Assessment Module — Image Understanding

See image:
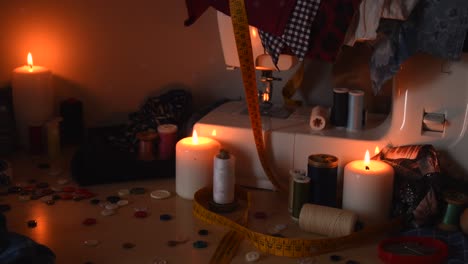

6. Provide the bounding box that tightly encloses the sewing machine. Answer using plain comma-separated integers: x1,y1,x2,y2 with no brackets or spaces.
194,12,468,190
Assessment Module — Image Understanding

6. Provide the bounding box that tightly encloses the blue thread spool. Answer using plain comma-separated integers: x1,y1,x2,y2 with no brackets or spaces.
307,154,338,207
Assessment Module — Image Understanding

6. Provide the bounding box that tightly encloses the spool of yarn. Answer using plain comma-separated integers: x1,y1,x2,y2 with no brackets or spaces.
299,203,358,237
288,169,306,214
309,106,328,131
438,191,467,232
157,124,178,160
347,89,365,131
330,88,348,127
460,208,468,235
213,149,235,204
136,130,158,161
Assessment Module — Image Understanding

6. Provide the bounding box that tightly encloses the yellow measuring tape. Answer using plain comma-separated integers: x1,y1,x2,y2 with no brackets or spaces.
195,0,398,262
228,0,286,194
194,186,401,259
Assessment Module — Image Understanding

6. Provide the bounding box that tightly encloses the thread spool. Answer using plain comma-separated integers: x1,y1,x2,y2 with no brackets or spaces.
299,203,358,237
288,169,306,214
438,191,467,232
157,124,178,160
136,130,158,161
330,88,348,127
347,89,365,131
307,154,338,207
292,175,311,221
213,149,235,204
309,106,328,131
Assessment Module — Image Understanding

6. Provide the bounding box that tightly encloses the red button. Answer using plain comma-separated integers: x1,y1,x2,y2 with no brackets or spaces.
60,193,73,200
134,211,148,218
62,186,76,193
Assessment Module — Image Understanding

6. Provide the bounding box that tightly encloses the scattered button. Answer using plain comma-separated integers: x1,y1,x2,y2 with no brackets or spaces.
133,207,148,212
254,211,267,219
41,188,54,196
152,258,167,264
105,203,119,210
245,251,260,262
36,182,49,188
27,220,37,228
84,240,100,247
198,229,209,236
73,196,85,201
134,211,148,218
8,186,22,193
101,209,116,216
130,187,146,195
46,200,55,205
159,214,172,221
90,199,101,205
122,242,135,249
330,255,342,262
117,200,129,207
106,195,121,204
40,196,53,203
192,240,208,249
118,189,130,197
82,218,97,226
0,204,11,213
150,190,171,199
60,193,73,200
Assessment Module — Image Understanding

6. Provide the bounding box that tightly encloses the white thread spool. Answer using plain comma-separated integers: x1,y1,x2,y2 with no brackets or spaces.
298,203,357,237
213,149,235,204
347,90,365,131
309,106,329,131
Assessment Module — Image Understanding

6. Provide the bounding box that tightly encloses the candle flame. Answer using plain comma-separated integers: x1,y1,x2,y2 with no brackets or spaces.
364,150,370,166
375,146,380,155
251,28,257,38
27,52,33,72
192,129,199,144
211,129,216,136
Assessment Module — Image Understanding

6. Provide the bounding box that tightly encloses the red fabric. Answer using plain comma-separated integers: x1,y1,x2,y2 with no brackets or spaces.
184,0,297,36
306,0,361,62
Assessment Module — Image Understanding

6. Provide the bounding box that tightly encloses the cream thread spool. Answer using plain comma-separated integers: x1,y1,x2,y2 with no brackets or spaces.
213,149,235,204
298,203,357,237
309,106,328,131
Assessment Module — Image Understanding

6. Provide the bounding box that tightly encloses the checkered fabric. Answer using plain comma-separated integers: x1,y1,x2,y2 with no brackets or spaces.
259,0,321,66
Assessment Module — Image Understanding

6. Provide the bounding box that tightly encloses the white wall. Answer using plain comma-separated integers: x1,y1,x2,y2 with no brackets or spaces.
0,0,270,126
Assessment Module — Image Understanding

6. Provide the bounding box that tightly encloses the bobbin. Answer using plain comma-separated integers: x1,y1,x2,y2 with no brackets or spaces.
136,130,158,161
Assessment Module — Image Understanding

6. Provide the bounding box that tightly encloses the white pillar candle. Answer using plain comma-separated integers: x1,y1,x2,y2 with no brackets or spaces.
176,130,220,200
342,150,394,225
12,53,53,149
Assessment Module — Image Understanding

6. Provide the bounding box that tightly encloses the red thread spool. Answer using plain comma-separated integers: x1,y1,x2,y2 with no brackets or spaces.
157,124,178,160
136,130,158,161
29,125,43,155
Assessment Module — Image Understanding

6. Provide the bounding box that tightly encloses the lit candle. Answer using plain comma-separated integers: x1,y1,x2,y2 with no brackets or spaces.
12,53,53,149
342,149,394,225
175,130,220,200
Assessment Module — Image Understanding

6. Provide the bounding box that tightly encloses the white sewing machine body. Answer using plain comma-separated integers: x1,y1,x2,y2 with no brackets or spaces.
194,12,468,189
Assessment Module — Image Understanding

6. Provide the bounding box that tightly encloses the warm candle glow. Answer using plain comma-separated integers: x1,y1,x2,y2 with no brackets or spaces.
364,150,370,166
27,52,33,72
251,28,257,38
211,130,217,136
192,130,199,144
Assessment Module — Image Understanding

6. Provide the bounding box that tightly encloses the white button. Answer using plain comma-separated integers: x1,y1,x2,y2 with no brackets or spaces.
83,240,100,247
105,203,119,210
150,190,171,199
101,209,116,216
118,189,130,196
117,200,129,207
245,251,260,262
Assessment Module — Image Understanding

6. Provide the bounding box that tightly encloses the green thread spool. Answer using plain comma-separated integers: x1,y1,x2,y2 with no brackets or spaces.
292,175,311,221
438,191,467,232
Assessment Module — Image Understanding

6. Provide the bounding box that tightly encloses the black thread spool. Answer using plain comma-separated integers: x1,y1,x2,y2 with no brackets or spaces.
330,88,349,127
307,154,338,207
